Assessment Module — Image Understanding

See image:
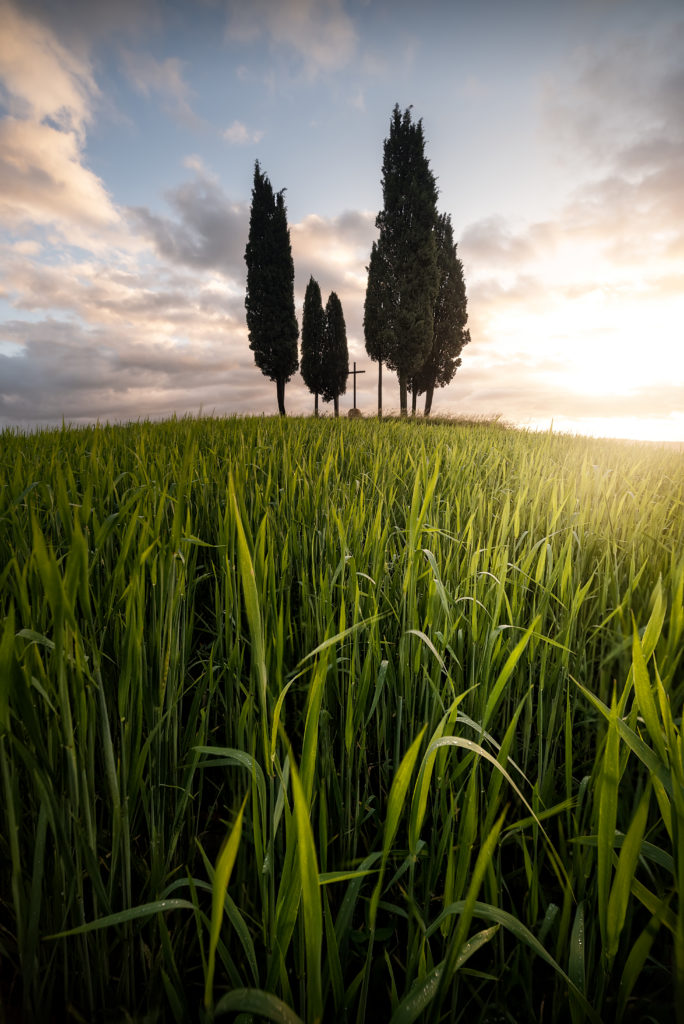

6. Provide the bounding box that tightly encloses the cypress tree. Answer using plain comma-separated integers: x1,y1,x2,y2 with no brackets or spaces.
409,212,470,415
363,240,394,418
321,291,349,418
366,105,439,416
301,276,327,416
244,161,298,416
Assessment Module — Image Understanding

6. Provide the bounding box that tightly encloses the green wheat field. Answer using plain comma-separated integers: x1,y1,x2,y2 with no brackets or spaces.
1,415,682,1023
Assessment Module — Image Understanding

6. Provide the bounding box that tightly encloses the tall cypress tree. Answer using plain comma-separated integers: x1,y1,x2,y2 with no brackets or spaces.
366,105,439,416
363,240,394,418
301,276,327,416
409,212,470,415
321,291,349,418
244,161,298,416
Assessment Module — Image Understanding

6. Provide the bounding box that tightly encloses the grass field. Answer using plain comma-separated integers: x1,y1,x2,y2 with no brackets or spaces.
0,415,682,1023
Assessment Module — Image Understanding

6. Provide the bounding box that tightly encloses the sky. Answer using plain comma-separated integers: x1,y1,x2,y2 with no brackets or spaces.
1,0,683,442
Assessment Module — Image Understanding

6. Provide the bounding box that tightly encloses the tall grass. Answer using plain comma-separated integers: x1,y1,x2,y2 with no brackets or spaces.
0,415,682,1022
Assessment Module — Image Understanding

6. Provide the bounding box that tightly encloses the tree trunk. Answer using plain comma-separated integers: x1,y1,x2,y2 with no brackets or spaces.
411,387,417,416
334,395,339,418
424,384,434,417
378,361,383,420
399,374,408,417
276,378,286,416
314,393,319,417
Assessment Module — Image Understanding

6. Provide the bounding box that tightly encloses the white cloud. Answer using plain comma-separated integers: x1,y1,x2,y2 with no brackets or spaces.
120,49,199,126
0,2,126,248
0,117,121,237
349,88,365,112
223,120,264,145
541,19,684,173
225,0,357,77
0,0,96,137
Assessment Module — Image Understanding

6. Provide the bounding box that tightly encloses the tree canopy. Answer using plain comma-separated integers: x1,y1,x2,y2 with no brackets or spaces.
244,161,298,416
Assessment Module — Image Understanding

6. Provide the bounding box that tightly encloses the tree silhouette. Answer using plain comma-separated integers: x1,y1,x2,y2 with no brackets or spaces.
410,212,470,415
244,161,298,416
321,291,348,417
364,239,393,419
301,276,327,416
367,105,439,416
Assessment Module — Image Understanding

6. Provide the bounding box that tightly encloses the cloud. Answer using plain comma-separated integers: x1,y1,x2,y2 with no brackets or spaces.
536,17,684,273
0,239,265,426
0,185,381,426
350,89,365,112
129,168,374,297
0,0,96,137
542,22,684,170
290,209,376,346
0,320,266,425
460,217,538,268
223,120,264,145
0,117,121,238
455,18,684,424
288,209,374,284
2,249,245,331
16,0,160,51
225,0,357,76
120,49,199,126
128,171,249,277
0,1,130,250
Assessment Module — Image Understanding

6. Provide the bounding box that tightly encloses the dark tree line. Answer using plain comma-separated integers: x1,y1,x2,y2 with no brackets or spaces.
244,105,469,418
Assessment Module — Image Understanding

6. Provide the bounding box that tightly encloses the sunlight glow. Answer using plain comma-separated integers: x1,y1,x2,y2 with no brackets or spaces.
528,413,684,445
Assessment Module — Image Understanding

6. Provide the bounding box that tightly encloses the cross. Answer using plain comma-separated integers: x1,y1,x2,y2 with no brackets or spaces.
348,361,366,409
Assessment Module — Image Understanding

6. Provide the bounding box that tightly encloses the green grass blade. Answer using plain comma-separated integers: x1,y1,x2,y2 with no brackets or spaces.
597,691,620,955
436,811,506,1007
370,725,427,930
617,907,667,1019
389,925,499,1024
230,473,269,766
290,757,323,1024
568,901,585,1024
631,623,667,764
214,988,305,1023
45,899,196,938
204,793,248,1010
483,616,541,728
427,900,603,1024
606,783,651,960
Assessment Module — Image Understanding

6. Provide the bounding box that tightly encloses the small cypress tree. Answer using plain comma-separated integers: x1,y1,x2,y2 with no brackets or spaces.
244,161,298,416
321,291,349,418
301,276,327,416
410,212,470,415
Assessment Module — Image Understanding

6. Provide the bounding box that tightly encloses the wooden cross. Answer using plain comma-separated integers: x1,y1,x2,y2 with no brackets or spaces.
348,361,366,409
